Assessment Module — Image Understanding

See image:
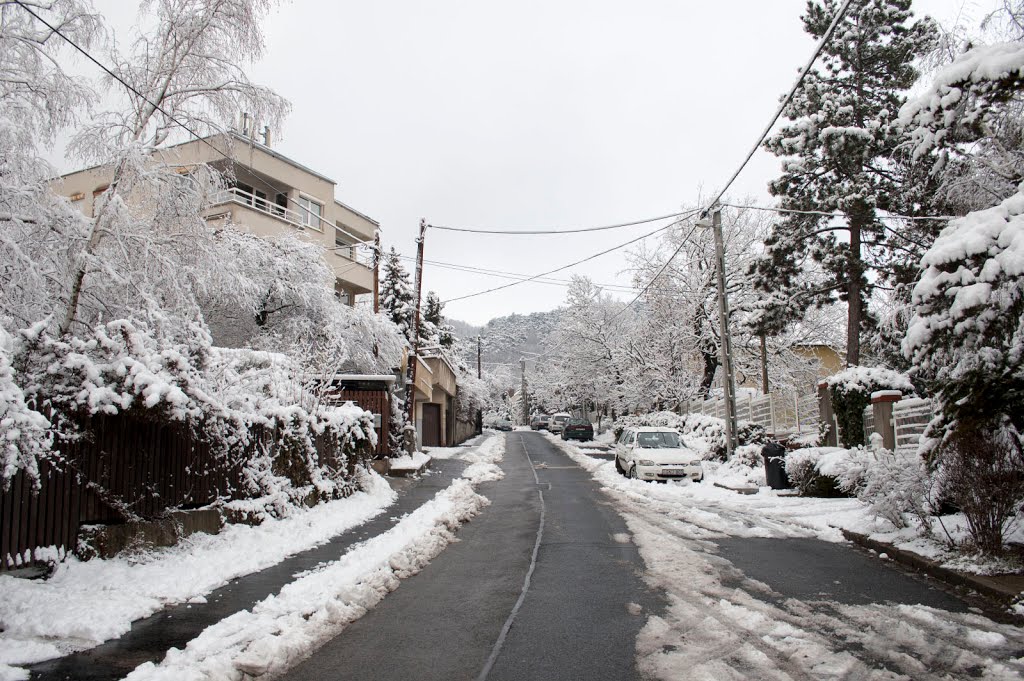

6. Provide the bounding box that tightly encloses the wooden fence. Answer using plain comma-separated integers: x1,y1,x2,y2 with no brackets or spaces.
1,413,355,571
327,389,390,457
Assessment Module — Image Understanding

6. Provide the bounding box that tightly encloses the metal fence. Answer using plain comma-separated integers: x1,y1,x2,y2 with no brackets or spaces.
893,397,935,454
683,390,819,437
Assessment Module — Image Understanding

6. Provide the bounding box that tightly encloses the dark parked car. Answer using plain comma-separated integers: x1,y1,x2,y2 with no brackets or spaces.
561,418,594,442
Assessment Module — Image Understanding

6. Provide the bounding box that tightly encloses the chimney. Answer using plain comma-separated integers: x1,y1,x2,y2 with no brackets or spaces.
262,125,272,147
241,112,251,137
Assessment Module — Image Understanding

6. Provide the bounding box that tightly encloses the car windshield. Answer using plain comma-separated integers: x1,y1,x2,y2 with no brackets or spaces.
568,419,589,426
636,432,681,448
554,415,569,422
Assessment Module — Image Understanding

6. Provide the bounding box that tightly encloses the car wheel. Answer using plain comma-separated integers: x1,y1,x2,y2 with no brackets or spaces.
628,465,638,480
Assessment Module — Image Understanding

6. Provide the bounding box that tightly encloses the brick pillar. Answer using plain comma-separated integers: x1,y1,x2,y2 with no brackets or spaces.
870,390,902,451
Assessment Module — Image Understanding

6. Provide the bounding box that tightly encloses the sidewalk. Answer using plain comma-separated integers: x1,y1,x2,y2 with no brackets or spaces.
841,529,1024,620
27,460,468,681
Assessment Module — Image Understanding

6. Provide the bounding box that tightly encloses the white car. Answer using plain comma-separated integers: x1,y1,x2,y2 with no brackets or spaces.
548,412,572,434
615,427,704,482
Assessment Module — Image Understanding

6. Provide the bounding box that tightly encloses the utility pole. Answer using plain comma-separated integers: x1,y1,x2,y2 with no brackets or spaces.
759,331,769,395
477,335,482,379
707,207,739,456
372,229,381,314
405,219,428,428
520,357,529,426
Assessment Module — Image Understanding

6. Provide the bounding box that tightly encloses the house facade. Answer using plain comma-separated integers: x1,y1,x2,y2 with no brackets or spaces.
410,348,462,448
54,131,377,305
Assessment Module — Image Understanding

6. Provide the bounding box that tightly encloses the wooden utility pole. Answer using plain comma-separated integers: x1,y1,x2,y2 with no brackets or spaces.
372,229,381,313
405,219,428,428
709,207,739,456
520,357,529,426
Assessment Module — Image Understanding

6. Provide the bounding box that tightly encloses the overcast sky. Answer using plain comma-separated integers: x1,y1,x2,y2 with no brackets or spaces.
80,0,993,326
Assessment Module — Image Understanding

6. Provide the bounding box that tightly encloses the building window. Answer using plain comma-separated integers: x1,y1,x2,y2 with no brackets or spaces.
296,195,323,231
335,224,355,259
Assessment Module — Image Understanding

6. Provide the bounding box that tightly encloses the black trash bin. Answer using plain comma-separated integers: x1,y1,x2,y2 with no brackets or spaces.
761,442,790,490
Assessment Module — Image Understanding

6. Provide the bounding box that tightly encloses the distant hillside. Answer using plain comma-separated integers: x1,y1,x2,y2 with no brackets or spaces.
448,310,561,366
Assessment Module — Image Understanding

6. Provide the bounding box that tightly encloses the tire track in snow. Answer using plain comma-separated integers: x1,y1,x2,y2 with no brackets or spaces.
557,441,1024,680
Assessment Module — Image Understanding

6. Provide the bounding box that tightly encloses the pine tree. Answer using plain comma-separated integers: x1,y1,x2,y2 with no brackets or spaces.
754,0,937,366
422,291,455,348
379,247,415,345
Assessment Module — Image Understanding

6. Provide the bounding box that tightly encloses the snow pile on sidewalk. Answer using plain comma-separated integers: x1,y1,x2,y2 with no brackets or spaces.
425,431,505,483
125,479,489,681
0,470,397,674
122,434,504,680
388,450,431,472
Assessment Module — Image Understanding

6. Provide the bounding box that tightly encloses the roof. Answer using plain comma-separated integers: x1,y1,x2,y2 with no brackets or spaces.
625,426,680,432
60,131,338,187
332,374,396,383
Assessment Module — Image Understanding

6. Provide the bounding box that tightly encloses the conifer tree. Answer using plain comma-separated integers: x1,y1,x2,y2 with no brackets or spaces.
422,291,455,348
379,247,415,345
753,0,937,366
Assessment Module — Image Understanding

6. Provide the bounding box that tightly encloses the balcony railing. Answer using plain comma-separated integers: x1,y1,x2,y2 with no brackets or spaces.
211,186,374,267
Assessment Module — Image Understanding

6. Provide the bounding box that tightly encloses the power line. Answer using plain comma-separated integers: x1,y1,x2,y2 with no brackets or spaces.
508,2,858,364
441,209,702,304
400,254,672,294
428,209,695,235
13,1,230,164
700,0,856,213
14,0,368,246
719,202,954,222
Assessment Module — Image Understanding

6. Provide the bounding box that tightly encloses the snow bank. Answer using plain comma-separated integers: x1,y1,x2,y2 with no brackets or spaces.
0,470,396,666
121,435,504,680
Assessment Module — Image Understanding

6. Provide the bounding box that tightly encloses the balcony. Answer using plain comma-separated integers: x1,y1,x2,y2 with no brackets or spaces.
210,186,374,268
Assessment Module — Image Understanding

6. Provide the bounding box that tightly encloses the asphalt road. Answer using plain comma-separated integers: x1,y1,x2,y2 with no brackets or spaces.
280,431,663,681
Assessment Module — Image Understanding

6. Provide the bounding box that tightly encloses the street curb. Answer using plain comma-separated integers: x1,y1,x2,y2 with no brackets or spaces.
713,482,759,495
840,529,1024,611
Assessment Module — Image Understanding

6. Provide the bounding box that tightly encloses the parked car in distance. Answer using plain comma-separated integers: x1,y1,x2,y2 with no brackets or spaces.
530,413,550,430
614,427,703,482
548,412,572,434
561,418,594,441
493,418,513,432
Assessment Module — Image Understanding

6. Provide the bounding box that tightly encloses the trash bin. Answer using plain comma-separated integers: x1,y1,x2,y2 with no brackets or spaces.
761,442,790,490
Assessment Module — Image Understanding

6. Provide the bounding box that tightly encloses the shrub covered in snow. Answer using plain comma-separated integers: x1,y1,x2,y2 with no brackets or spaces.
1,319,377,514
784,447,850,498
825,367,914,447
933,424,1024,555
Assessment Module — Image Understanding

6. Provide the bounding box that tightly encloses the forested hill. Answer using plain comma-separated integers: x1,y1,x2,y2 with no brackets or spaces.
449,310,561,365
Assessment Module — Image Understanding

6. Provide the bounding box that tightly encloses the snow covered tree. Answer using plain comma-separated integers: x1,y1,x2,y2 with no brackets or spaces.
59,0,290,337
0,0,100,330
422,290,455,348
901,7,1024,437
542,276,624,411
756,0,938,366
380,247,415,345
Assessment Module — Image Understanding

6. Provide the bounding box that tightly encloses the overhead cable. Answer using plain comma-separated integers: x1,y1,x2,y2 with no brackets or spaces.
719,202,954,222
440,209,702,304
428,210,695,235
700,0,856,213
